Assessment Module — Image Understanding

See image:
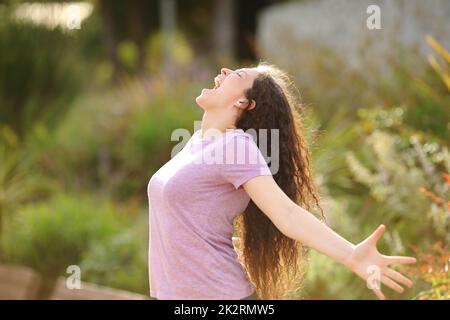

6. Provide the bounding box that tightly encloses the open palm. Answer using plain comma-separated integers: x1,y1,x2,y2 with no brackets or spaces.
346,224,417,300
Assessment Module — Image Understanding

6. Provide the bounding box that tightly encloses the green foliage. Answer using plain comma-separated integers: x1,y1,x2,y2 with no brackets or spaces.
0,14,82,140
304,197,373,299
34,77,202,201
309,107,361,197
0,125,56,251
144,30,194,74
346,132,428,247
407,241,450,300
117,40,139,73
122,92,200,169
31,92,113,191
305,101,449,299
351,106,449,243
1,2,447,298
0,144,52,224
377,37,450,141
116,88,200,199
1,193,126,279
80,214,148,294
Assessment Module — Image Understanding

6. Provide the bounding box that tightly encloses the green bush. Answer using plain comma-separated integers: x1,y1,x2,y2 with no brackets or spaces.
0,125,56,251
1,193,126,279
80,214,148,295
348,107,449,243
305,102,448,299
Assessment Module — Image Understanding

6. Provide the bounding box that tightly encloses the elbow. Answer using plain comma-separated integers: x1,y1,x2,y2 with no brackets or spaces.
270,204,300,239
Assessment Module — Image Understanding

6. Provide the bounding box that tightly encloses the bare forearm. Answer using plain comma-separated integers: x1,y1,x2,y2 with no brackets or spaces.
276,205,355,266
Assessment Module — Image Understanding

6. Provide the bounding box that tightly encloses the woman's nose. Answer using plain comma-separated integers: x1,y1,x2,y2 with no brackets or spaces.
221,67,232,76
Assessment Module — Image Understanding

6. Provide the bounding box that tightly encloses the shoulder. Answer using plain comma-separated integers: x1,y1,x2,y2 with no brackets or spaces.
223,129,267,164
223,129,257,145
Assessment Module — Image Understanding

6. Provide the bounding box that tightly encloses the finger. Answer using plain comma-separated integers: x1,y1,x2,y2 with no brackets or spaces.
385,255,417,265
384,268,413,288
381,275,404,294
368,224,386,245
373,288,385,300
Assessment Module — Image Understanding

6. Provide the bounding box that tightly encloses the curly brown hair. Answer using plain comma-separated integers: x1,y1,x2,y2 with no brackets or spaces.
234,62,325,300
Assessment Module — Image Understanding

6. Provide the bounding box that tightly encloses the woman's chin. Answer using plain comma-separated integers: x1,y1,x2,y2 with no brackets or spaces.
195,88,216,108
201,88,215,94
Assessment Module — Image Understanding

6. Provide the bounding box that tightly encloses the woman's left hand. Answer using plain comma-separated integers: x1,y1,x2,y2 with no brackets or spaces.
345,224,417,300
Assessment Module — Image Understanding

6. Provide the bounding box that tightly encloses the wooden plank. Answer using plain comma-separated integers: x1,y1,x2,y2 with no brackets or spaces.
49,277,148,300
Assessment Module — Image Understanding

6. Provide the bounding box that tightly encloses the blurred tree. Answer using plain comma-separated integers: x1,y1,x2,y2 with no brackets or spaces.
0,10,82,140
235,0,289,61
98,0,121,81
97,0,159,80
95,0,292,76
212,0,236,65
159,0,176,78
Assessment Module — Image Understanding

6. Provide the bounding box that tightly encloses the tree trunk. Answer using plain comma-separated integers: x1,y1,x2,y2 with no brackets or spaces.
98,0,121,82
128,0,147,72
159,0,177,78
212,0,236,65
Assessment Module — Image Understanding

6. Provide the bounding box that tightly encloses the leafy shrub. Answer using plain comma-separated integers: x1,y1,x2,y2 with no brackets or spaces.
0,125,56,252
406,241,450,300
402,36,450,141
419,173,450,243
1,193,126,280
304,37,449,300
346,110,448,249
304,197,374,299
80,214,148,295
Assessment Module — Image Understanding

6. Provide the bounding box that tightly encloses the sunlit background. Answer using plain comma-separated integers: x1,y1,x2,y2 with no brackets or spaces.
0,0,449,300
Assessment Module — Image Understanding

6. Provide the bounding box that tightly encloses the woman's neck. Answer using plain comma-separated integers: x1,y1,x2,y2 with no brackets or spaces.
200,111,237,139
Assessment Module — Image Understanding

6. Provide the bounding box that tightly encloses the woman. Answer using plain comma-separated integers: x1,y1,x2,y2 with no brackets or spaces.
147,62,416,300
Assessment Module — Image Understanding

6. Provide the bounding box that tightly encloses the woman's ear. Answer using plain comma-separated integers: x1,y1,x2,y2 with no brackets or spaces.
247,99,256,111
234,99,256,111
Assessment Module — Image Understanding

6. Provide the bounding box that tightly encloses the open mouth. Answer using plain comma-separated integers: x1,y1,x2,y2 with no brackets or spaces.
213,77,221,90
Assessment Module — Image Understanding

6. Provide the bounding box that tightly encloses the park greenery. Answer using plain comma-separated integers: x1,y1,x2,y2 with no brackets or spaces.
0,1,448,299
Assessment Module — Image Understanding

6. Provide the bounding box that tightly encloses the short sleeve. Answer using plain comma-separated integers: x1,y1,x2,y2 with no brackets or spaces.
220,133,273,190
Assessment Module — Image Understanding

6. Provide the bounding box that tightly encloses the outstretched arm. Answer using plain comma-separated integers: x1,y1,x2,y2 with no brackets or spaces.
243,175,417,300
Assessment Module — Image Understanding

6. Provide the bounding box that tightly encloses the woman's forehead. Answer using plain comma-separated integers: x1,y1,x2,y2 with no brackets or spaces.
238,67,260,80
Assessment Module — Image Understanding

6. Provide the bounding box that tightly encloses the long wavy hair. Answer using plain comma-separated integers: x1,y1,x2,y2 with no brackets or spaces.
234,62,325,300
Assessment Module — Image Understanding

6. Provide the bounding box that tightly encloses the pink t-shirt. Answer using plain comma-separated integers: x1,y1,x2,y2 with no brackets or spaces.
147,128,273,299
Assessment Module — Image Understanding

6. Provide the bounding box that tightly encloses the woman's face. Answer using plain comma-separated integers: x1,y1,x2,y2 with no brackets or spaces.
195,67,260,111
